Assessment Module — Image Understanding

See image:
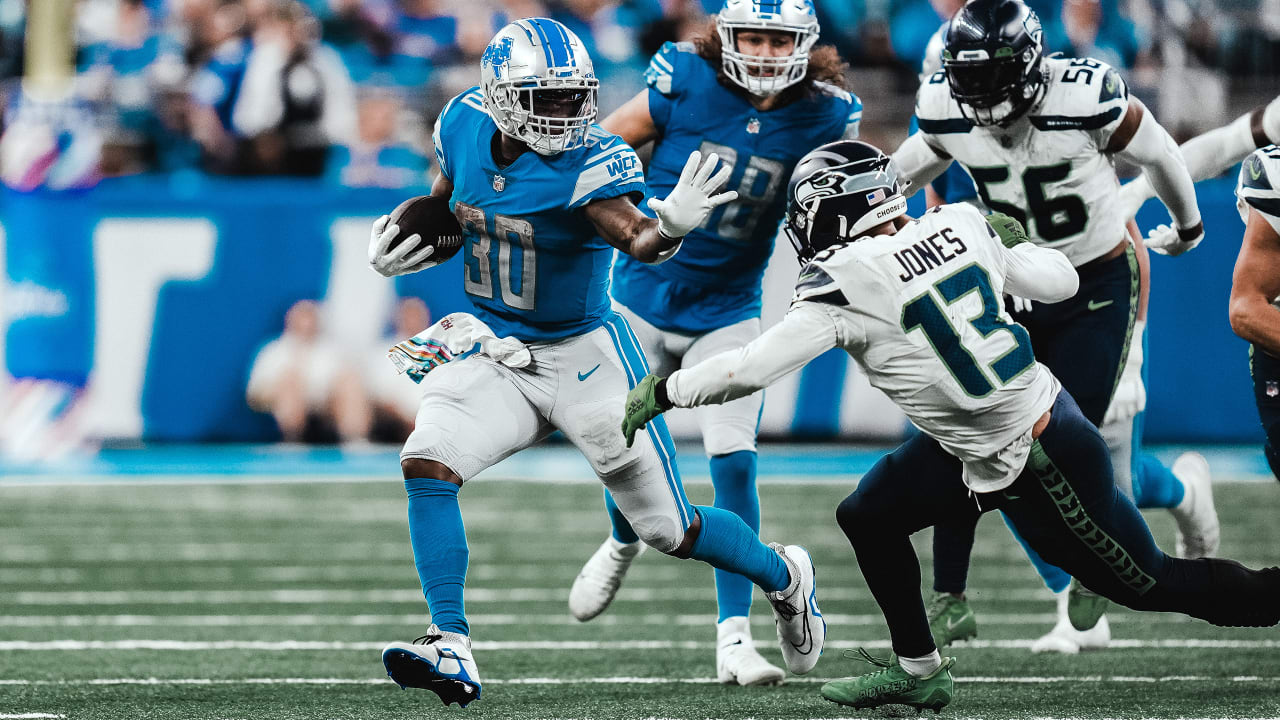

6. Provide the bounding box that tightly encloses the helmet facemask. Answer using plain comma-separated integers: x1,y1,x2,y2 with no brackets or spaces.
486,77,598,156
716,17,818,97
944,18,1045,127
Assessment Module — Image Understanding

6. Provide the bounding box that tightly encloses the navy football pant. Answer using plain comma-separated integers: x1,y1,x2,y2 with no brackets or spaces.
837,390,1280,659
932,247,1138,593
1250,345,1280,482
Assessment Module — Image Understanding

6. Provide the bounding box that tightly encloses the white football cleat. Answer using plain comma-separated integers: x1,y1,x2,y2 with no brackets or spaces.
716,616,785,686
382,625,482,707
1170,451,1220,558
569,536,644,622
765,543,824,675
1030,614,1111,654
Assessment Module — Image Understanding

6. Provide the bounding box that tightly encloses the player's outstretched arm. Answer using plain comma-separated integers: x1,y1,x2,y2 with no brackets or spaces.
584,151,737,264
1229,208,1280,356
621,302,840,445
1119,99,1280,220
1109,101,1203,256
891,133,952,198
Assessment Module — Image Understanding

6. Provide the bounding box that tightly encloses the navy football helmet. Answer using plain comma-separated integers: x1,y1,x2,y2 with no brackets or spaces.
943,0,1045,127
783,141,908,263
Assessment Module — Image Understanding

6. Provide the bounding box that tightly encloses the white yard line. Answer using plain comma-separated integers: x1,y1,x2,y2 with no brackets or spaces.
0,639,1277,651
0,675,1275,686
0,612,1188,628
0,586,1056,604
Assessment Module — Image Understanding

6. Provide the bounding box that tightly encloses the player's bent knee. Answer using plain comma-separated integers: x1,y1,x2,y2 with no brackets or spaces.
401,457,462,485
835,492,877,540
630,514,685,554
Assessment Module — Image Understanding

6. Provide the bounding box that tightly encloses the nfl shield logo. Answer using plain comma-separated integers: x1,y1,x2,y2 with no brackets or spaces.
1268,381,1278,398
493,175,506,192
746,118,760,134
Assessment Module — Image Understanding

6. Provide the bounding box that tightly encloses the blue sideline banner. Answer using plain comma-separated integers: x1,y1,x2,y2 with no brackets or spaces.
0,174,1258,443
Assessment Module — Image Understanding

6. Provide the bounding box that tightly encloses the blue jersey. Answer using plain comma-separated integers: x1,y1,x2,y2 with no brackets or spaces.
434,88,645,342
611,42,862,334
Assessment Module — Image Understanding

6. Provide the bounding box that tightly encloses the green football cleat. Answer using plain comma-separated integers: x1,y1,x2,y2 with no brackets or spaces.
927,592,976,647
1067,578,1109,631
821,649,956,713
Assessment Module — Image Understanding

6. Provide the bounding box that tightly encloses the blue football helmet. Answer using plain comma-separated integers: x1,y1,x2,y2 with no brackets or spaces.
480,18,599,155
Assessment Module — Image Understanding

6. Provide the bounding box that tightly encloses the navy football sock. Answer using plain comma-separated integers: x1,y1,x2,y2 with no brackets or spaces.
405,477,469,635
689,506,788,593
710,451,760,620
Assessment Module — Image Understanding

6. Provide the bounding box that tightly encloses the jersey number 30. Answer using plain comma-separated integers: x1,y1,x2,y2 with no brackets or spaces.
455,201,536,310
901,263,1034,397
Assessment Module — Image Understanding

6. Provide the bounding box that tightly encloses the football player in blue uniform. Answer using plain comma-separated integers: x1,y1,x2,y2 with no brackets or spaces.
367,18,826,707
564,0,861,685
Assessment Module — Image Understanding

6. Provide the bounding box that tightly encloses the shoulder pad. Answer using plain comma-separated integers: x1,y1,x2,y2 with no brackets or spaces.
644,41,698,96
433,88,485,180
1238,145,1280,223
569,133,644,209
1031,57,1128,133
793,259,850,307
914,79,972,135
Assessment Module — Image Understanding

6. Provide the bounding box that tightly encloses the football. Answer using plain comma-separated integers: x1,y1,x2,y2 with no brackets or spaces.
387,194,465,267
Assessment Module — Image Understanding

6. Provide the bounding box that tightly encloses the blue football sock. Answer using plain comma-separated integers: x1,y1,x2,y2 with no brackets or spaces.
405,477,469,635
603,489,640,544
710,451,760,621
1133,454,1185,509
689,505,789,593
1001,512,1071,593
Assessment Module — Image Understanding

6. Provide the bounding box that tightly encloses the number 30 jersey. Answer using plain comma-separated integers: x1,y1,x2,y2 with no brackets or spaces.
611,41,862,333
667,204,1077,491
915,56,1132,267
433,87,646,342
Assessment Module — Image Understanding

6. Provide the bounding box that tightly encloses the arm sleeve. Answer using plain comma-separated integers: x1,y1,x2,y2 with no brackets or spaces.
230,41,288,137
666,302,842,408
1001,243,1079,303
892,131,952,198
1113,109,1202,230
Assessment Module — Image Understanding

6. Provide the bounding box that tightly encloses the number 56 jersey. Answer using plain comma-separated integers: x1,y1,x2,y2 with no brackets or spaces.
433,87,646,342
915,56,1132,267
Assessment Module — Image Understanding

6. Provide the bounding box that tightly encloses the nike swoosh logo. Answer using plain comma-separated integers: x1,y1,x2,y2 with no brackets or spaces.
1250,159,1264,181
577,364,601,382
946,613,973,631
1087,299,1113,311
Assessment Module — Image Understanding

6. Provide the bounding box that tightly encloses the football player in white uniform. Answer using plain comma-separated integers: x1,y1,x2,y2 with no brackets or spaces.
891,0,1219,653
1230,146,1280,481
621,140,1280,713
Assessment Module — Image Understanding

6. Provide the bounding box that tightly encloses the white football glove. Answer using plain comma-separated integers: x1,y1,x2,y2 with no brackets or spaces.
1144,222,1203,257
646,150,738,239
1104,320,1147,425
368,214,436,277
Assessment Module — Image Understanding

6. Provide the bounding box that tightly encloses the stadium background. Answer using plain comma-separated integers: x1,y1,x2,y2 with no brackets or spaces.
2,0,1277,448
3,3,1280,720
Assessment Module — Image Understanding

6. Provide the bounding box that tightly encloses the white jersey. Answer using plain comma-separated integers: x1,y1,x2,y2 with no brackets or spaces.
667,203,1078,492
1237,145,1280,308
915,56,1132,266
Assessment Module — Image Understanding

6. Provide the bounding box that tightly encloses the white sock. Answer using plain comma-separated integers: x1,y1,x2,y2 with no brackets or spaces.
899,650,943,678
1054,586,1070,619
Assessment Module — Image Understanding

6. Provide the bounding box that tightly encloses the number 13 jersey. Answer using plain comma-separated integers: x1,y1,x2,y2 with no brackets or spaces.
915,56,1132,267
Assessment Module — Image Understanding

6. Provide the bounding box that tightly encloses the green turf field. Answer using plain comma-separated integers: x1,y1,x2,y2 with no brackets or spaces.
1,473,1278,719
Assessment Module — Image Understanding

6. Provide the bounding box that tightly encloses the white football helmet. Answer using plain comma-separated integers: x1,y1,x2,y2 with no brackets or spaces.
480,18,599,156
716,0,820,97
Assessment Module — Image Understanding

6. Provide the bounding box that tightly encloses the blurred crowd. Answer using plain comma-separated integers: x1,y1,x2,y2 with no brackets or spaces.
0,0,1277,184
